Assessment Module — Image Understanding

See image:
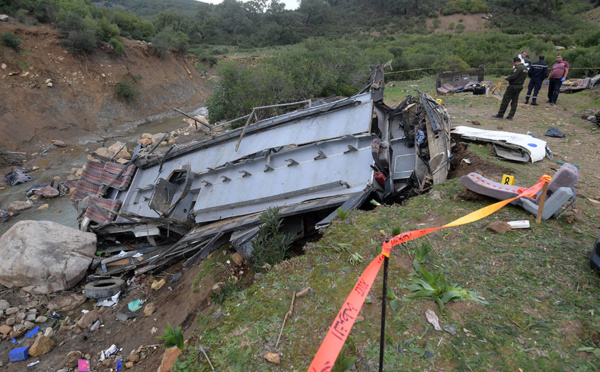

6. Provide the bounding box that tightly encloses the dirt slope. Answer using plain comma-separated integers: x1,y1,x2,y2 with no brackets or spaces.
0,19,212,153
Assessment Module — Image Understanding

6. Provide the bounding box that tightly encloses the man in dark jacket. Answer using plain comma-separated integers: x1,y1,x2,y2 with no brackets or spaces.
492,57,528,120
525,55,548,105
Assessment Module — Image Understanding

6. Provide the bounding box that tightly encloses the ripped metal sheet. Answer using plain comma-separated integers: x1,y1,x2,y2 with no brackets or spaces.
452,126,548,163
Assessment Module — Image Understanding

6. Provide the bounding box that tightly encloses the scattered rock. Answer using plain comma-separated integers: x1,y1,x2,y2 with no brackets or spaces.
10,324,27,338
0,325,12,335
6,317,15,326
429,191,443,201
157,346,182,372
486,221,511,234
126,361,134,368
137,138,152,146
51,140,66,147
44,327,54,338
35,316,47,323
152,133,166,145
0,15,8,22
128,354,140,363
29,334,55,356
16,312,26,322
212,282,224,293
94,147,111,159
264,352,281,364
108,141,131,160
65,350,83,368
231,252,244,266
8,201,32,211
0,299,9,310
77,309,99,329
6,307,19,315
0,221,97,294
47,293,88,312
144,302,156,317
296,287,312,298
37,204,49,210
23,320,35,330
26,313,37,321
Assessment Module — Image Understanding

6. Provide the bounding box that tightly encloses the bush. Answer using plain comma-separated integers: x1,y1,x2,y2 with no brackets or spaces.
250,207,294,272
433,19,441,29
433,54,470,73
455,24,466,33
57,12,86,35
109,37,124,56
60,29,96,55
449,22,455,30
114,78,139,102
151,30,171,58
156,322,184,351
1,32,21,51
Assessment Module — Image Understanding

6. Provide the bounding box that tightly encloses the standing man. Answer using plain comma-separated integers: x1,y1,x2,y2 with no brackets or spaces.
492,57,528,120
525,55,548,105
518,51,531,68
547,54,569,106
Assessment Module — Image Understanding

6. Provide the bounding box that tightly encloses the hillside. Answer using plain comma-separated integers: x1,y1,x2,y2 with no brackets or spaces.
0,19,212,153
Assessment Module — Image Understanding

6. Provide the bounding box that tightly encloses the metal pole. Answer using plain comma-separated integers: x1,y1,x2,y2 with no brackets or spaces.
379,255,389,372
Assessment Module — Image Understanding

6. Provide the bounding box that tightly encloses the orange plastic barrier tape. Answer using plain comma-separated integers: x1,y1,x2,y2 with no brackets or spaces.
308,177,548,371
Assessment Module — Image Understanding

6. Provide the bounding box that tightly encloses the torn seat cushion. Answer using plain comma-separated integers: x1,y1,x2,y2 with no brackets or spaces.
460,163,579,206
81,196,122,225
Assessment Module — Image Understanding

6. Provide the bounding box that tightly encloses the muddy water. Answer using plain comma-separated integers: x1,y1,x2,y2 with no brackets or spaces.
0,111,204,237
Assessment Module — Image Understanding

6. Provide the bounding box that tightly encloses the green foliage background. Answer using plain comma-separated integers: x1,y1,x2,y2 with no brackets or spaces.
1,0,598,119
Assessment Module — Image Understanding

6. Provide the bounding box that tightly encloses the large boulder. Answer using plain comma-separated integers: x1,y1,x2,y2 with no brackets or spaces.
0,221,97,294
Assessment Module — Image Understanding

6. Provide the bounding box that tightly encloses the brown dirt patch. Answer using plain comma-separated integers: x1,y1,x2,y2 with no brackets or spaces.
449,142,509,180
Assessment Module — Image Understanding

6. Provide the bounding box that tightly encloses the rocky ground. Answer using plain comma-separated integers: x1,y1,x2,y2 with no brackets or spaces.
0,116,219,370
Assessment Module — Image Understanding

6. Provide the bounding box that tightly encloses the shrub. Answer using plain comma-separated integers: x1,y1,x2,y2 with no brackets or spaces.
16,9,28,23
210,280,239,304
157,322,185,351
448,22,455,30
114,79,139,102
60,29,96,55
151,30,171,58
455,24,466,33
109,37,124,56
57,12,86,36
433,19,441,29
1,32,21,51
433,55,470,73
250,207,294,271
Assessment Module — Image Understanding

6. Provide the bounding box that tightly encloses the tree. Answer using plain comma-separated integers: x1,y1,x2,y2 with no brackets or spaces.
298,0,331,25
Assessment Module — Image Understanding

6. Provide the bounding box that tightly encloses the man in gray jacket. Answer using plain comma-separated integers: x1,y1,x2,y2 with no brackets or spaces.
492,57,528,120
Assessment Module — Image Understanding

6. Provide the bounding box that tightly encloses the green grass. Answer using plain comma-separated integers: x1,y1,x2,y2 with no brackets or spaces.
178,182,600,370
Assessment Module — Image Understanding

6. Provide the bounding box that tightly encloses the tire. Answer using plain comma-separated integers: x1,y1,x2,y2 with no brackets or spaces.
84,278,126,299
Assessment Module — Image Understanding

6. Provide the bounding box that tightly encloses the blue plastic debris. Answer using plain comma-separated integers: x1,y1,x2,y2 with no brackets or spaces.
25,326,40,339
9,346,30,362
116,358,122,371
